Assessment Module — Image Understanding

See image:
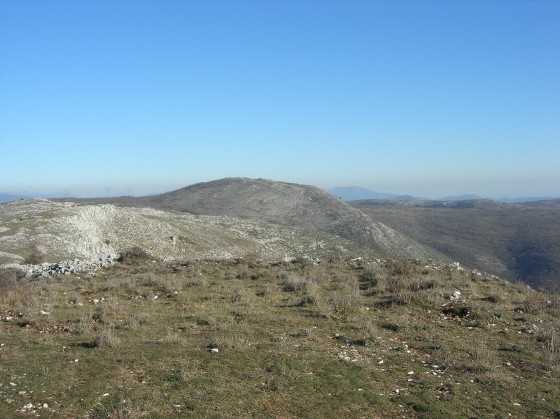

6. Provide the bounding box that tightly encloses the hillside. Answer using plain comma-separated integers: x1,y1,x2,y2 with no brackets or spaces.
0,200,380,263
53,178,444,261
523,198,560,209
1,256,558,417
353,199,560,292
0,194,25,204
0,199,370,265
134,178,445,261
1,192,558,417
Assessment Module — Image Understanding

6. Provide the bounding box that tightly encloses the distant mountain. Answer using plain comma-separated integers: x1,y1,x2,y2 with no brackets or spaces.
0,192,70,203
329,189,560,205
354,198,515,210
0,193,26,204
437,195,560,204
499,196,559,204
522,198,560,209
439,194,484,201
328,187,422,201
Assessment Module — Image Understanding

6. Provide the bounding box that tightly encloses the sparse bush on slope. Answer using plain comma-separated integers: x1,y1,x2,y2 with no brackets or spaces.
118,246,156,264
24,246,45,264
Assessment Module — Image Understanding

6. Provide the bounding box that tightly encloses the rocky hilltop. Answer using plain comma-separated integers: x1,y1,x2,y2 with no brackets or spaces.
135,178,445,261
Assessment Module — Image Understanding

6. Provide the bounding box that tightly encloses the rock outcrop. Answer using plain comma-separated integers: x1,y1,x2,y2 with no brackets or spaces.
0,198,370,267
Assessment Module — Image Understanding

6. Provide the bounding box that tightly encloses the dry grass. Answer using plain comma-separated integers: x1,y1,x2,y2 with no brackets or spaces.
0,257,559,418
328,282,361,316
118,246,156,264
0,277,41,317
92,327,121,348
24,245,45,264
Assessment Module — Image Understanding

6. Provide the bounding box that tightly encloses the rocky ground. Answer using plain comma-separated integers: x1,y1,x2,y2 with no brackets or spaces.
0,199,370,269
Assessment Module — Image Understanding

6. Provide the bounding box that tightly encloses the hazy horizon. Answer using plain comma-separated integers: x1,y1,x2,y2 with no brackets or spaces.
1,1,559,199
2,176,559,201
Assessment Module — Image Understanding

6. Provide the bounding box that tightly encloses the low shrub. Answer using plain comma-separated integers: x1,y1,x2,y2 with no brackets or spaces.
24,246,45,265
283,277,308,292
92,327,121,348
236,253,259,266
118,246,155,264
298,293,319,307
0,277,40,314
0,268,22,286
385,258,417,278
328,284,360,316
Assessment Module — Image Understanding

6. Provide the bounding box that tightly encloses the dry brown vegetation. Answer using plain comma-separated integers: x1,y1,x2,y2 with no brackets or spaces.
0,257,559,417
24,246,45,265
354,200,560,292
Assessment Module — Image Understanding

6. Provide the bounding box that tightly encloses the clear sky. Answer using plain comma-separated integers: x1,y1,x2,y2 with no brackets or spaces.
1,0,559,199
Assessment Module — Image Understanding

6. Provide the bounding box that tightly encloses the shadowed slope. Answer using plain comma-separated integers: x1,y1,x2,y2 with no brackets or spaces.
353,199,560,291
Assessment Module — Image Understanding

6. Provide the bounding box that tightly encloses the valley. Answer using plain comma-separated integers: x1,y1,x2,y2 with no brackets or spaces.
353,199,560,292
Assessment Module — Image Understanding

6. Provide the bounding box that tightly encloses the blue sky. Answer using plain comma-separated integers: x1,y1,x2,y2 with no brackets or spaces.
1,0,559,198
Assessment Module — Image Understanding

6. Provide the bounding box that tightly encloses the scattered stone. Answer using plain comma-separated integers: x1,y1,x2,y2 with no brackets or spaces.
451,261,463,271
2,254,119,279
337,348,360,362
450,290,461,301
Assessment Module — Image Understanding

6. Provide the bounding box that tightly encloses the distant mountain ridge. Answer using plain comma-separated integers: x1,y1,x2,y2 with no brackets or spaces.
0,193,26,204
439,194,484,201
328,186,558,204
499,196,560,204
328,187,400,201
0,192,67,204
3,186,557,205
328,186,419,201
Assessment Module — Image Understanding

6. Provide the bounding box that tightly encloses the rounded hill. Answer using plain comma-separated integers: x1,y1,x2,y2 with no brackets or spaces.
141,178,444,260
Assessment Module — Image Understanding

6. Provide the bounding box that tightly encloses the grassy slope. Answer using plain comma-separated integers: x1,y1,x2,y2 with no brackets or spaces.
353,201,560,292
1,257,559,418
